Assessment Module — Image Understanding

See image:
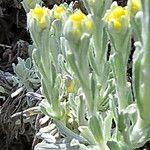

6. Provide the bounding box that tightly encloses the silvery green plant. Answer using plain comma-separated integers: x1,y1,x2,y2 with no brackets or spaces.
130,0,150,148
27,4,64,119
27,4,88,148
12,57,40,90
23,0,150,149
81,0,114,113
9,50,41,108
103,0,150,149
104,2,133,111
62,1,114,149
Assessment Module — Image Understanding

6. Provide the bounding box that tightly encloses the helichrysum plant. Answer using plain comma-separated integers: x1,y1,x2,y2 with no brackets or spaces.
16,0,150,149
104,2,132,110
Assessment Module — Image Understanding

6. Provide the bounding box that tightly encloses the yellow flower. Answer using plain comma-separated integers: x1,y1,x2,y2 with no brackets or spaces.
104,6,129,30
54,6,65,19
32,6,48,29
70,10,86,27
131,0,141,13
65,76,75,93
70,10,93,32
64,10,93,42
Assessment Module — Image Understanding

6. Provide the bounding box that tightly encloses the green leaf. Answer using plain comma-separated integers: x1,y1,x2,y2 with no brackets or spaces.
132,45,142,112
104,111,113,141
25,57,32,69
107,141,125,150
54,120,87,144
89,115,104,144
78,126,96,145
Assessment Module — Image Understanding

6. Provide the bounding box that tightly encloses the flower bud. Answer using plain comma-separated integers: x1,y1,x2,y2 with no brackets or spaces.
128,0,141,14
27,5,50,30
104,2,130,32
64,76,75,93
64,10,93,43
53,5,65,20
32,6,48,29
27,5,52,50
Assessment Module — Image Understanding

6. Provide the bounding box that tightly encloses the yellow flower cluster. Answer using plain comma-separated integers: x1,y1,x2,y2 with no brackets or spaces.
104,6,128,30
70,10,93,32
54,6,65,19
66,80,75,93
130,0,141,13
64,76,75,93
32,6,48,29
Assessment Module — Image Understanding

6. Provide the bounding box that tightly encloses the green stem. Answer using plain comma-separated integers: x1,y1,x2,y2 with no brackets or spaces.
93,18,106,77
98,142,110,150
68,44,95,115
139,17,150,121
112,53,129,110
